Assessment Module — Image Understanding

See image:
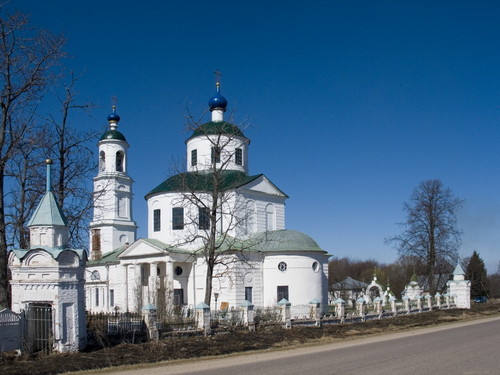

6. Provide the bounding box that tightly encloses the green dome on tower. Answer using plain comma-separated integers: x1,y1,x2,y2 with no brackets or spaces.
100,129,127,141
186,121,246,143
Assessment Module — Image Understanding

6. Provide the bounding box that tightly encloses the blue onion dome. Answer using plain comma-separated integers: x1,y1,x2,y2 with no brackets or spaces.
100,106,127,141
107,105,121,123
208,82,227,111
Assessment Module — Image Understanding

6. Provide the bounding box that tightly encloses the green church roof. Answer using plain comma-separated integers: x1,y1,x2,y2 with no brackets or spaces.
27,191,68,227
11,247,86,261
249,230,326,253
146,170,262,198
186,121,247,142
100,129,127,142
453,263,465,275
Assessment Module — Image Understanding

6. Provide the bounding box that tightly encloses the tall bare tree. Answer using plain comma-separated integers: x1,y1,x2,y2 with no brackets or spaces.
5,126,48,249
6,74,95,250
171,119,256,307
46,73,96,247
0,11,65,307
386,179,463,294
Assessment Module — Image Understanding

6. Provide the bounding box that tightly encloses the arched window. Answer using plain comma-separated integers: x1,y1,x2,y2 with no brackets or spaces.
266,203,275,231
99,151,106,171
116,151,124,172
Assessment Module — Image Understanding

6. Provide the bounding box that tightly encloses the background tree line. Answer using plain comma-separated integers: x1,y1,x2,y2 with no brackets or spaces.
330,251,497,299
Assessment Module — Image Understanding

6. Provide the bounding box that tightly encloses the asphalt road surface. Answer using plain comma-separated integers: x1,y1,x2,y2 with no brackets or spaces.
106,317,500,375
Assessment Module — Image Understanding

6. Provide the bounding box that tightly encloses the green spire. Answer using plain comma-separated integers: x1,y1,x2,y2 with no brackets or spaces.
27,159,68,227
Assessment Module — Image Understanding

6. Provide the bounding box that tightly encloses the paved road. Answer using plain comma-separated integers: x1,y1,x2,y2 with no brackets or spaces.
108,317,500,375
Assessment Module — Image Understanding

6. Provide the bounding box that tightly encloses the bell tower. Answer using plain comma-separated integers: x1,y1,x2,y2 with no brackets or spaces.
89,107,137,258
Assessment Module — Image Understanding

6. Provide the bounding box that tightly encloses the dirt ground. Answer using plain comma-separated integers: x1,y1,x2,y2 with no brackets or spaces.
2,303,499,375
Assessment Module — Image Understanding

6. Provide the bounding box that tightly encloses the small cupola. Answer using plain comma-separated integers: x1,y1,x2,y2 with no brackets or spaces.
100,106,127,142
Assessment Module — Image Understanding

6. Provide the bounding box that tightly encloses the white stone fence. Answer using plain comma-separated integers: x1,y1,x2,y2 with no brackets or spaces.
0,308,23,353
144,293,461,336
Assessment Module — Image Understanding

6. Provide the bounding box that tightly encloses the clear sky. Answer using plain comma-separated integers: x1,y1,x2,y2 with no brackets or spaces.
5,1,500,273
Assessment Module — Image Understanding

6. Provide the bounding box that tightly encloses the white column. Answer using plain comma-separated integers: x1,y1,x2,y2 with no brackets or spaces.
132,263,141,312
166,261,174,308
122,264,129,312
149,262,158,306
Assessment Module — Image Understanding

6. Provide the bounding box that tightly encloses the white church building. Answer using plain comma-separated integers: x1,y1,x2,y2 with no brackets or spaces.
85,82,329,314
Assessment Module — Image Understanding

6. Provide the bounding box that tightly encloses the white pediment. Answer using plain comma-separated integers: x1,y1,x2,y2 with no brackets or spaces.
240,175,288,197
119,239,166,258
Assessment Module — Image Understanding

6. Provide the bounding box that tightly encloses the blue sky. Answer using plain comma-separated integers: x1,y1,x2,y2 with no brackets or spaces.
5,1,500,273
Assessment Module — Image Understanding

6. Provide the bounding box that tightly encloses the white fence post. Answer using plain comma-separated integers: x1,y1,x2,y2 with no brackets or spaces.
309,298,322,326
435,293,442,309
403,296,410,314
195,302,211,333
142,304,159,340
278,299,292,328
239,300,255,331
356,297,366,321
389,296,397,314
334,298,345,323
373,297,383,318
415,295,423,312
425,294,432,310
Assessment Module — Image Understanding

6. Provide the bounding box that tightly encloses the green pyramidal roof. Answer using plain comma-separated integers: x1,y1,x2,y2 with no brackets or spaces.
146,170,262,198
27,191,68,227
453,263,465,275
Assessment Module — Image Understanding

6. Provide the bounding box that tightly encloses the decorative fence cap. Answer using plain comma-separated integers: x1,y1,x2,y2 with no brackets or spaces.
415,294,423,299
389,296,397,301
356,297,366,303
435,293,441,297
402,296,410,300
239,300,254,308
373,297,382,302
195,302,210,309
278,298,291,306
309,298,321,305
142,303,156,311
334,298,345,304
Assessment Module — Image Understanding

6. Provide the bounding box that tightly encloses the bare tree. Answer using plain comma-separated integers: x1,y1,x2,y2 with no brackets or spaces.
5,126,48,248
386,179,463,294
172,120,256,307
5,73,95,250
0,11,65,307
46,73,96,248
